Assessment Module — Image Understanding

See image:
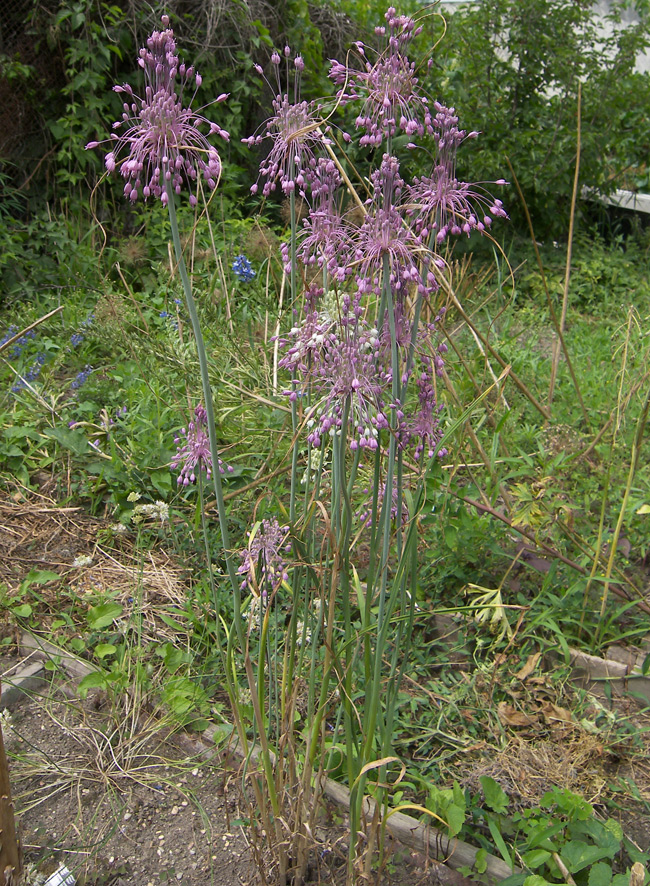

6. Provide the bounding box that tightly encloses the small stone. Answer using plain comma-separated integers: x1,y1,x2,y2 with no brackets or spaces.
123,812,131,821
171,805,179,815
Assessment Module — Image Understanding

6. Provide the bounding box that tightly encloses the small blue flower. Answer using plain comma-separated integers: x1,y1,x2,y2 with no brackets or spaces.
12,352,46,392
232,254,256,282
2,326,36,360
71,365,93,390
70,333,84,347
1,326,18,348
159,310,170,319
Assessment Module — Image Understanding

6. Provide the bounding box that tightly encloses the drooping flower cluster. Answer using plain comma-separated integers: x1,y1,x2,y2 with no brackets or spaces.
232,254,256,282
351,154,435,298
246,9,508,465
407,103,508,245
399,348,448,461
329,7,433,147
238,518,292,596
86,15,229,206
171,403,233,486
243,47,326,196
279,296,390,450
357,479,409,528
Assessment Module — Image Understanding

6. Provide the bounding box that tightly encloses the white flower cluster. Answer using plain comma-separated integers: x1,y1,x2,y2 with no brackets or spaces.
126,491,169,524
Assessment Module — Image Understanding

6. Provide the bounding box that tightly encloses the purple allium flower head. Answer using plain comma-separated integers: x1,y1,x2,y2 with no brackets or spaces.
408,103,508,244
171,403,233,486
243,46,327,196
238,518,292,595
85,16,229,206
329,7,432,148
291,158,351,282
401,349,448,461
358,478,409,528
351,154,435,298
280,299,390,451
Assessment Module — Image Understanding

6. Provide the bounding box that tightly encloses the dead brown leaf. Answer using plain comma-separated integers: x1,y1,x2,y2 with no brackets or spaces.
497,702,537,728
514,652,542,682
540,702,574,725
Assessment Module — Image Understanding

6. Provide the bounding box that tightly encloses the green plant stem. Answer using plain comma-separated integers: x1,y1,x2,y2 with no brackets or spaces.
164,180,242,649
548,84,581,408
596,385,650,638
505,158,589,427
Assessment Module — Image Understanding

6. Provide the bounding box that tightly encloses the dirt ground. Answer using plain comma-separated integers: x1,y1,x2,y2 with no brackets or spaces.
1,672,254,886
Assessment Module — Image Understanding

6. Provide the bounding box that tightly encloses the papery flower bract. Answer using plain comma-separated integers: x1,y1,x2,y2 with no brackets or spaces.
243,48,326,195
171,403,233,486
232,254,256,282
329,7,432,147
86,16,229,206
238,518,292,595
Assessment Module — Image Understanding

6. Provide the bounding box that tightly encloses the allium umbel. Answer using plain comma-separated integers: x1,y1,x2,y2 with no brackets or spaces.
408,103,507,244
171,404,233,486
238,518,292,595
329,7,433,148
243,47,326,196
86,16,229,206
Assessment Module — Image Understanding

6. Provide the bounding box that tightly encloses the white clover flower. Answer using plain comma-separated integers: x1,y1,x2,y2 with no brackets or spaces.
72,554,94,568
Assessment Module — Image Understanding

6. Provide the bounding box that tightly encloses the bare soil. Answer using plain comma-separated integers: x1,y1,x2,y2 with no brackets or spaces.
2,675,254,886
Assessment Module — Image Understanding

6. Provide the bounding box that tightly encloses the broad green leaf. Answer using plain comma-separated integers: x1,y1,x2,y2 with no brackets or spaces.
77,671,107,698
481,775,509,814
22,569,60,587
474,849,488,874
94,643,117,659
588,862,613,886
43,427,90,456
12,603,32,618
562,841,616,873
523,876,553,886
87,602,122,630
445,803,466,838
523,850,552,870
